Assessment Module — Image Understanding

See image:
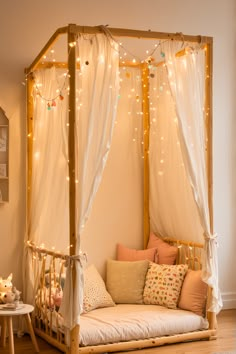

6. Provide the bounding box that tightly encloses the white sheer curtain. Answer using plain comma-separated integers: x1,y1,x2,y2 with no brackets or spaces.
24,67,69,305
163,41,222,313
149,63,204,243
60,33,120,329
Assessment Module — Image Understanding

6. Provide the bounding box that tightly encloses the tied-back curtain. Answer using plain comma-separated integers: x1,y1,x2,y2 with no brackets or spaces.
24,67,69,305
76,33,120,237
60,33,120,329
163,41,222,313
149,63,204,244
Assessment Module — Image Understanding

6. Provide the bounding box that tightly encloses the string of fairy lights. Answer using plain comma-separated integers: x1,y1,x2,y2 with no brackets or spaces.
28,36,209,175
29,37,170,109
25,35,210,257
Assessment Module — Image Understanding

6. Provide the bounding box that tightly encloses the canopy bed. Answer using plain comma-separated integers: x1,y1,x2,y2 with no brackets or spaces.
24,24,222,354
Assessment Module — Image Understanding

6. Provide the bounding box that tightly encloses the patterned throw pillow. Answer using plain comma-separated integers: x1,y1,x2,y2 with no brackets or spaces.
143,262,188,309
83,264,115,313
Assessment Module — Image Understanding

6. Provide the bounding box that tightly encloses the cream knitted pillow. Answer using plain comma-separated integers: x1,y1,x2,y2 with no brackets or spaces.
83,264,115,313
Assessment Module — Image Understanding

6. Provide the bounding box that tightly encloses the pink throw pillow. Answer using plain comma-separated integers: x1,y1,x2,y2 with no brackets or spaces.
117,243,157,262
178,269,208,316
147,232,178,265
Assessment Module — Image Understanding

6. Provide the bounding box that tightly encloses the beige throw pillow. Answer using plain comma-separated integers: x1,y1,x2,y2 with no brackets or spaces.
106,259,149,304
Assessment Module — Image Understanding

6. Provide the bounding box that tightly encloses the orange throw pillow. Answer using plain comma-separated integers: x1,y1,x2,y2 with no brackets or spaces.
117,243,157,262
147,232,178,265
178,269,208,316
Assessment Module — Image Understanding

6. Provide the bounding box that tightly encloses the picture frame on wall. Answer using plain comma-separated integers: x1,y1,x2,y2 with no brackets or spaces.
0,163,7,177
0,127,7,152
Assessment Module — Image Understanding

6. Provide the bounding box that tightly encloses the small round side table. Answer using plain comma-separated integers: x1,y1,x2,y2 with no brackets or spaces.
0,303,39,353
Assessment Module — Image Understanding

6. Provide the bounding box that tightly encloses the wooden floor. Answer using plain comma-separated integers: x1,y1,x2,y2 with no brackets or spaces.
1,309,235,353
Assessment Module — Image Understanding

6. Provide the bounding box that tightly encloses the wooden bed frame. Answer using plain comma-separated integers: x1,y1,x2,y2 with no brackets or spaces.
25,24,215,354
27,238,217,353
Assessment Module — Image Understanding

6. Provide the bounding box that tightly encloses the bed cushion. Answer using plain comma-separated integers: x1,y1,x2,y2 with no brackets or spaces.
79,304,209,346
143,262,188,309
117,243,157,262
106,259,149,304
83,264,115,313
178,269,208,316
147,232,178,264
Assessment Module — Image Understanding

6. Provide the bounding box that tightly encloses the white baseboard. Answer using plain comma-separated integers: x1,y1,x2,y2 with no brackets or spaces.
221,292,236,309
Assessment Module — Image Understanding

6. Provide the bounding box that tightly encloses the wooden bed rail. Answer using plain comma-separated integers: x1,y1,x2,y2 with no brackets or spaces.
162,237,203,270
26,237,215,354
27,242,67,350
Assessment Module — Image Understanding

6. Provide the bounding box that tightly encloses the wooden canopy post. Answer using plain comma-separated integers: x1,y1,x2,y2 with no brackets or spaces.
67,24,80,354
142,63,150,248
205,39,213,235
26,73,35,220
205,39,217,332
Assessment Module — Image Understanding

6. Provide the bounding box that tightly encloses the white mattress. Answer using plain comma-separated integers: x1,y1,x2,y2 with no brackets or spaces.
79,304,209,346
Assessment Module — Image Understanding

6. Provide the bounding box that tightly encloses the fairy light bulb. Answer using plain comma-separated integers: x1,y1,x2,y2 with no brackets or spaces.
100,55,105,63
34,151,40,160
69,41,76,47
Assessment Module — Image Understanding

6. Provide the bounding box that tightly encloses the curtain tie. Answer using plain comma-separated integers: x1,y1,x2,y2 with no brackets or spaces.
203,232,218,243
64,253,87,268
203,232,218,259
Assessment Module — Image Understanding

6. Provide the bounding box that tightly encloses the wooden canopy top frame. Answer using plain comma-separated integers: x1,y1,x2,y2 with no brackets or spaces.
26,23,213,245
25,24,213,73
26,24,213,354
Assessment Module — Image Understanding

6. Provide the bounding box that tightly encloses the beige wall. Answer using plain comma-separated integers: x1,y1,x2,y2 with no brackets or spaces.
0,0,235,308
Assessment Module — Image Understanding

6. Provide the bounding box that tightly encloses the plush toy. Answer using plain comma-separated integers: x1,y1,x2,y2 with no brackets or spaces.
0,273,13,291
2,291,15,304
0,273,13,304
44,285,63,310
53,287,63,308
0,274,21,305
12,286,21,305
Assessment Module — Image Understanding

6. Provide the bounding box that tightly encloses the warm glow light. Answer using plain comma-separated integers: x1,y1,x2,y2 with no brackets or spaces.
69,41,76,47
34,151,40,160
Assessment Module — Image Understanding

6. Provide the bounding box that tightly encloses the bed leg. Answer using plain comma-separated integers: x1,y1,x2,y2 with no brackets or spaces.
208,334,217,341
69,325,80,354
207,311,217,330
